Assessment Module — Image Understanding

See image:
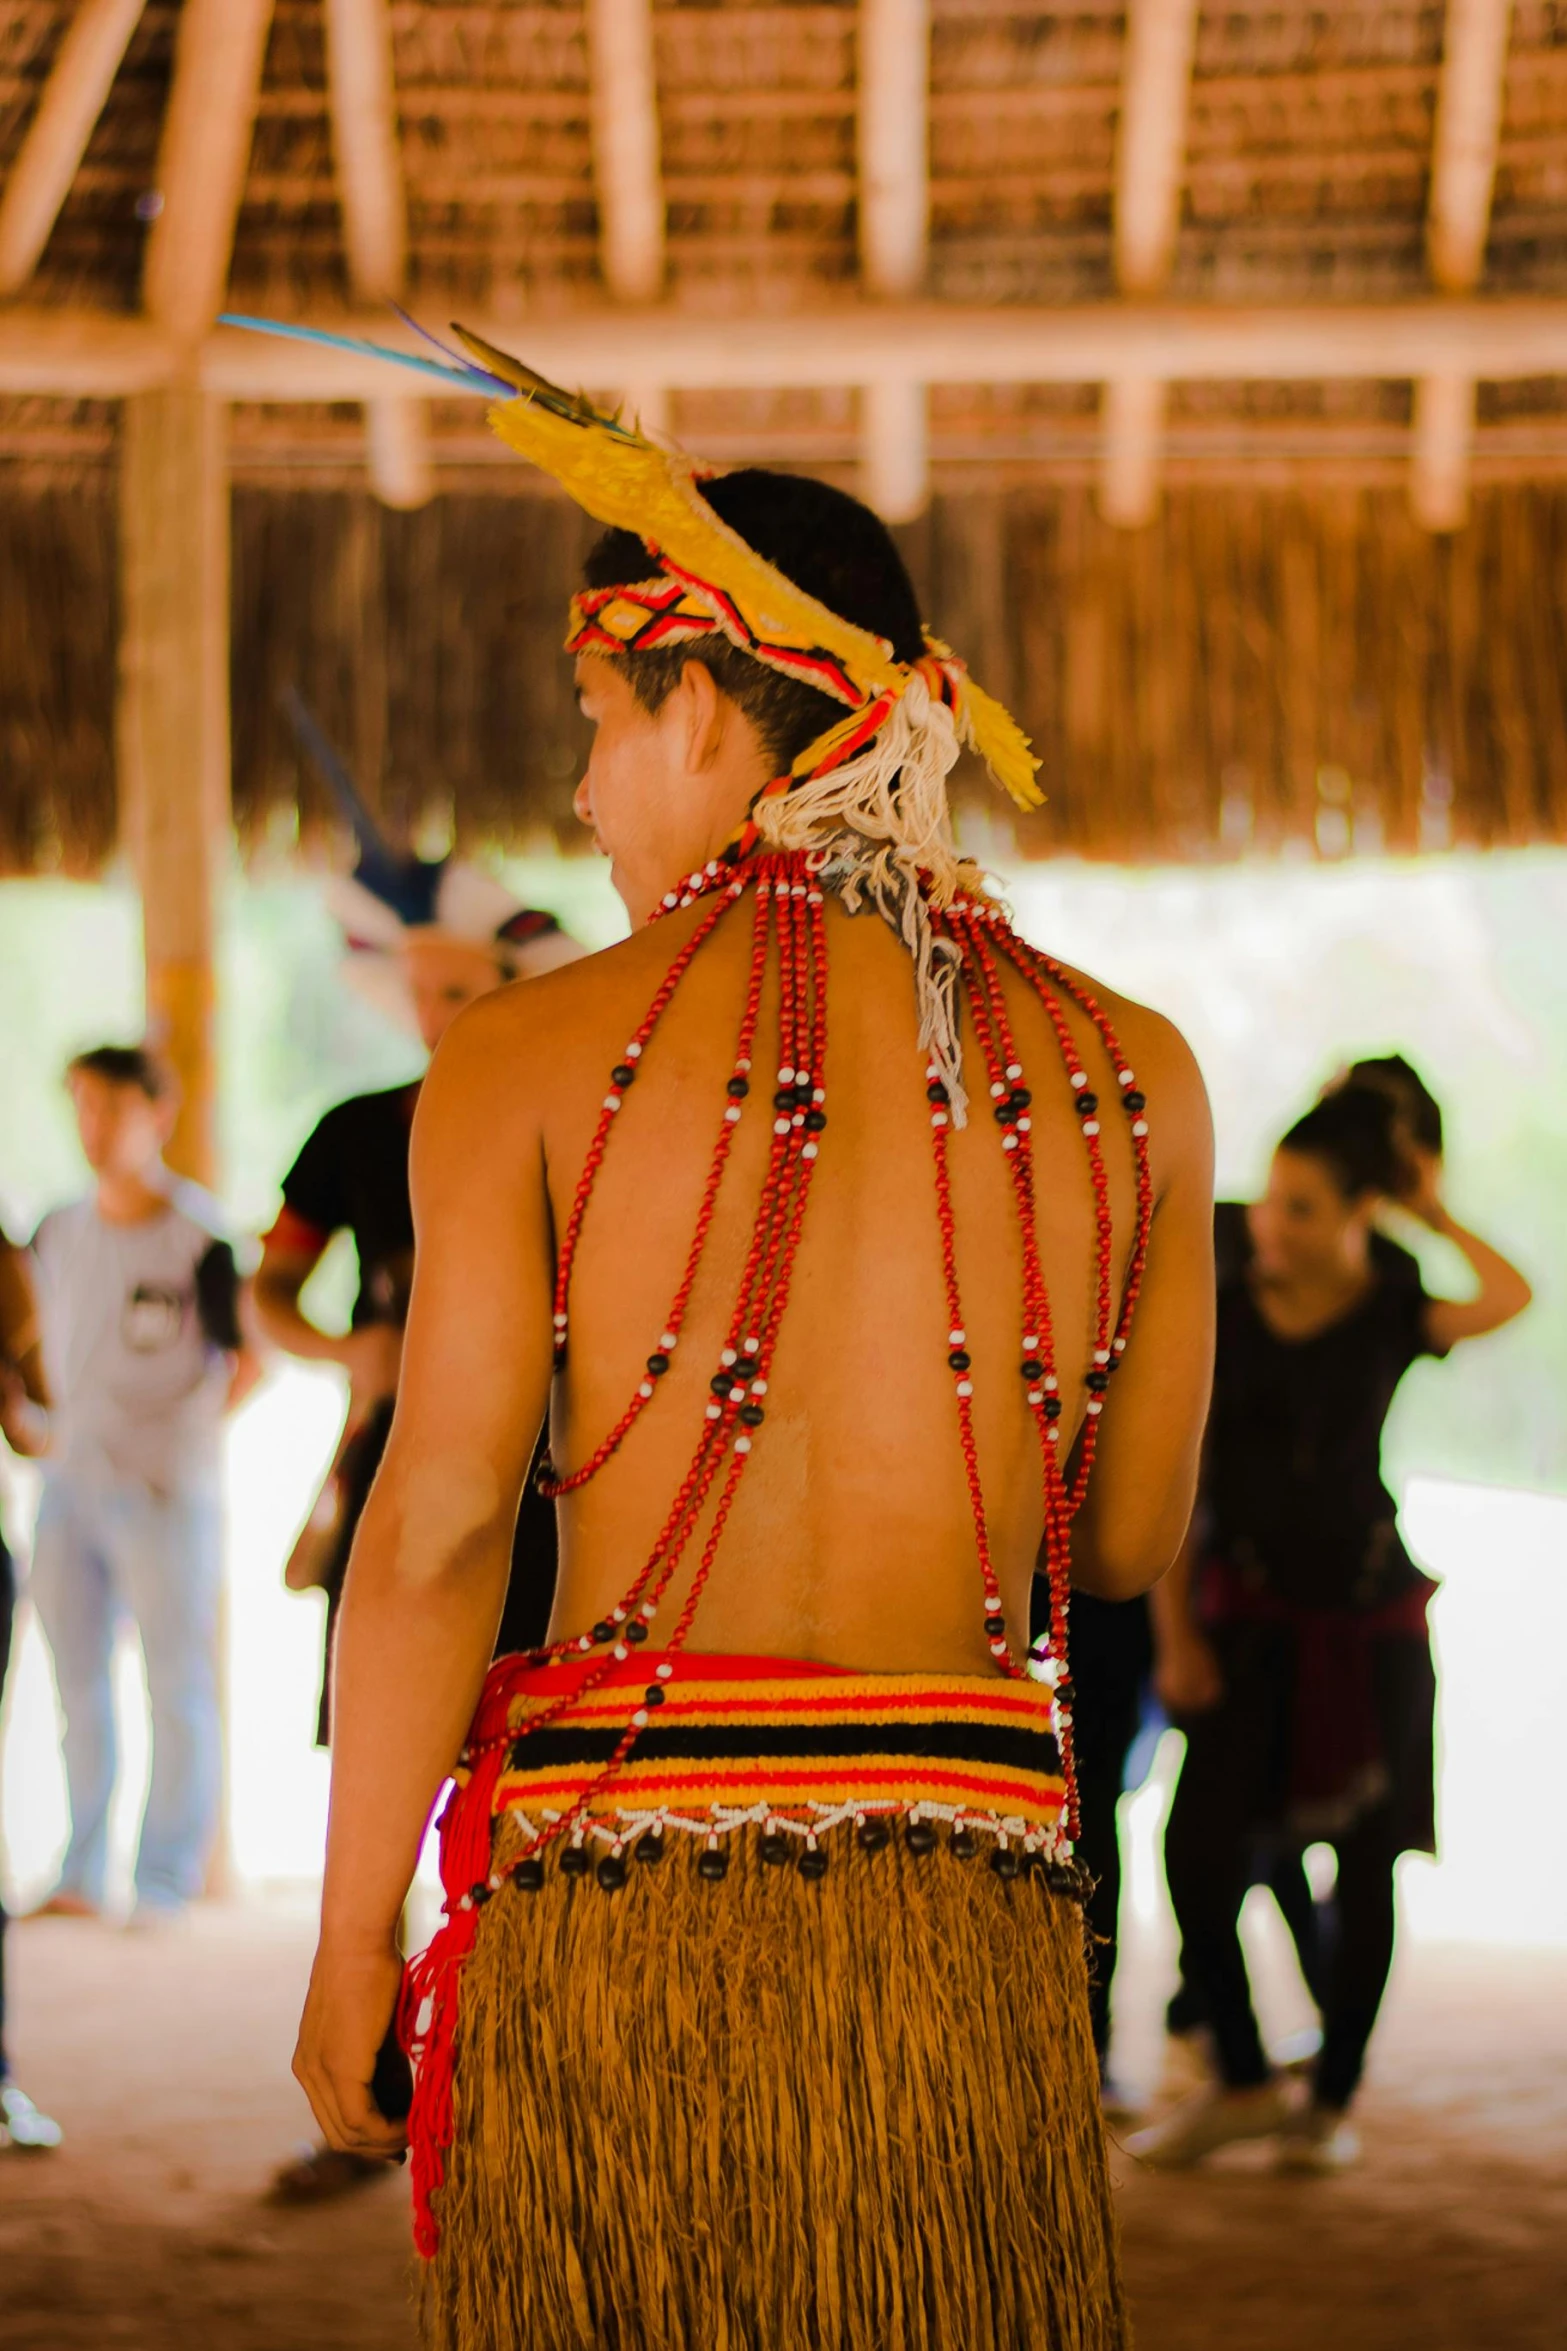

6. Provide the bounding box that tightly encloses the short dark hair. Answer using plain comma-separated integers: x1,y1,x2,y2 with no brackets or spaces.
581,470,925,773
1280,1085,1409,1200
67,1043,171,1101
1344,1054,1444,1156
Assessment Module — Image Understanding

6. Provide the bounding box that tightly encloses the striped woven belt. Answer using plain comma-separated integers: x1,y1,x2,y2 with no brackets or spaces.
486,1649,1071,1865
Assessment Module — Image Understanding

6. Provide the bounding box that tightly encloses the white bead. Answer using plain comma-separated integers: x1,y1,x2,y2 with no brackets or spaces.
1087,1399,1102,1416
793,1111,805,1127
614,1642,629,1660
612,1606,627,1621
721,1346,738,1367
802,1141,819,1159
1069,1070,1087,1089
1027,1389,1043,1406
633,1708,649,1727
1083,1119,1100,1137
663,893,678,909
655,1662,674,1679
737,1057,752,1073
1002,1133,1019,1152
734,1434,752,1455
661,1333,678,1351
1094,1349,1110,1365
813,1087,826,1105
1023,1333,1038,1349
1045,1374,1058,1391
744,1336,760,1353
1132,1118,1149,1137
706,1402,722,1420
730,1385,746,1403
751,1377,768,1395
932,1110,949,1128
1006,1063,1023,1082
1113,1337,1127,1353
725,1105,742,1123
707,859,720,875
1118,1068,1134,1087
1017,1116,1031,1133
1046,1426,1060,1445
956,1378,974,1397
577,1634,593,1652
948,1328,966,1347
778,1066,795,1085
604,1094,621,1112
639,1381,654,1399
625,1041,642,1060
774,1117,791,1136
990,1081,1006,1099
553,1311,568,1329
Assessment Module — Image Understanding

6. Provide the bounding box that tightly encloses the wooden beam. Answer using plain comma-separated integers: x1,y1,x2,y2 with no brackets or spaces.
0,0,146,295
117,390,231,1185
587,0,665,303
1428,0,1515,292
858,0,930,298
1413,0,1514,528
1101,0,1200,527
322,0,432,508
1411,370,1477,530
861,378,929,523
142,0,275,344
9,298,1567,400
857,0,932,516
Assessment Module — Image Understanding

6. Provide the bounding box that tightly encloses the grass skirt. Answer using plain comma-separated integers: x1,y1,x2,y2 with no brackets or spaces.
416,1657,1127,2350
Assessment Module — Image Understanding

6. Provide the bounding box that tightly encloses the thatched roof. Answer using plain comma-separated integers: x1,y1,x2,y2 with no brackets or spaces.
3,0,1567,873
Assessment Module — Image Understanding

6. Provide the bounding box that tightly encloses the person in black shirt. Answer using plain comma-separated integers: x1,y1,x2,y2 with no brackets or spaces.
1132,1079,1530,2171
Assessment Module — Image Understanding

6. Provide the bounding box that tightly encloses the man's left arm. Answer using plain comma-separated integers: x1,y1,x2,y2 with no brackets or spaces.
293,995,556,2157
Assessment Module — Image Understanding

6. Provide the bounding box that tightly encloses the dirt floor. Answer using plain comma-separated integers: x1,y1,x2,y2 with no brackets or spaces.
2,1900,1563,2351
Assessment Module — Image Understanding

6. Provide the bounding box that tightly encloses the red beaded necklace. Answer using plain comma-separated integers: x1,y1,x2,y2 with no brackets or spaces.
466,844,1152,1867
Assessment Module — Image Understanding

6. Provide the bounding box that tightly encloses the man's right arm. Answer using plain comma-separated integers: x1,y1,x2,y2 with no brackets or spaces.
1067,1009,1216,1602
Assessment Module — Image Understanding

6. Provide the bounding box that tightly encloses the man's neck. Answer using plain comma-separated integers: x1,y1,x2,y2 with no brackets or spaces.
95,1166,170,1225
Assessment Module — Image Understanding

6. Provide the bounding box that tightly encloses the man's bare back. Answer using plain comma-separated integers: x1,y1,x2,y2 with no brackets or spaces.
395,888,1214,1680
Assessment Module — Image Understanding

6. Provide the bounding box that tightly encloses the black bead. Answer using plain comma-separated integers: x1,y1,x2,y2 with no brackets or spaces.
1043,1396,1063,1420
798,1845,828,1881
734,1357,760,1382
950,1827,978,1862
596,1853,628,1892
803,1108,827,1133
697,1844,730,1882
1123,1090,1146,1113
592,1620,615,1645
773,1088,797,1111
857,1818,891,1853
710,1371,733,1396
1021,1357,1044,1380
1086,1370,1109,1393
1009,1086,1033,1111
611,1064,635,1088
634,1832,665,1866
535,1458,557,1490
759,1831,792,1866
993,1101,1016,1125
626,1619,650,1643
644,1684,666,1707
559,1845,591,1879
1075,1091,1099,1116
470,1880,492,1907
726,1075,750,1099
905,1819,938,1857
948,1348,971,1371
990,1845,1022,1881
515,1858,545,1892
646,1351,670,1376
739,1402,765,1427
984,1612,1006,1636
926,1079,949,1104
793,1078,815,1105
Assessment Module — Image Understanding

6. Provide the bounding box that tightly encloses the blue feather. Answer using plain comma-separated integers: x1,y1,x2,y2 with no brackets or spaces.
216,313,508,397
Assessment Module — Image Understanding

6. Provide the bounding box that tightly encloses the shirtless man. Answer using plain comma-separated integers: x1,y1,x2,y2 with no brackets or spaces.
288,424,1213,2348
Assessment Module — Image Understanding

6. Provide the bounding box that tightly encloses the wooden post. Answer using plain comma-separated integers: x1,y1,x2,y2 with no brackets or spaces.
117,389,231,1187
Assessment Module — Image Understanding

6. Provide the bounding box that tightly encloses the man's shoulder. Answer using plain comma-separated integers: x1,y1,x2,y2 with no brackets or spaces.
162,1177,231,1245
1036,955,1203,1096
441,928,664,1074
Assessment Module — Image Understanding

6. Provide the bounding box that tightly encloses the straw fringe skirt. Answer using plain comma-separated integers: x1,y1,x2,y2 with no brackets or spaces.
419,1823,1127,2350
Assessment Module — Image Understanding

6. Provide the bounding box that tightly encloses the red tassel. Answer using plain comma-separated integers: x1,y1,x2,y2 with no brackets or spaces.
398,1655,533,2258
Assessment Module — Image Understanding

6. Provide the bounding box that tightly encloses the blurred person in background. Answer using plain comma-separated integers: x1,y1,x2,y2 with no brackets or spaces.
1052,1053,1449,2112
23,1046,259,1930
0,1231,62,2149
1133,1075,1531,2172
255,840,581,2203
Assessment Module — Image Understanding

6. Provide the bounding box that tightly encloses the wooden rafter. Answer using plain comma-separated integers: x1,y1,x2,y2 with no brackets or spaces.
323,0,431,509
1413,0,1515,529
7,300,1567,401
142,0,275,345
857,0,932,517
587,0,665,304
1101,0,1200,527
0,0,147,297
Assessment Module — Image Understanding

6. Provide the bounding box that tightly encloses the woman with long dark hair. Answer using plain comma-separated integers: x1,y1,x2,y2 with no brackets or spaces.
1133,1075,1530,2169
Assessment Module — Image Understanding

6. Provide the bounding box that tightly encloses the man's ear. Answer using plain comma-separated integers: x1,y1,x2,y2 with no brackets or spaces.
676,658,728,772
